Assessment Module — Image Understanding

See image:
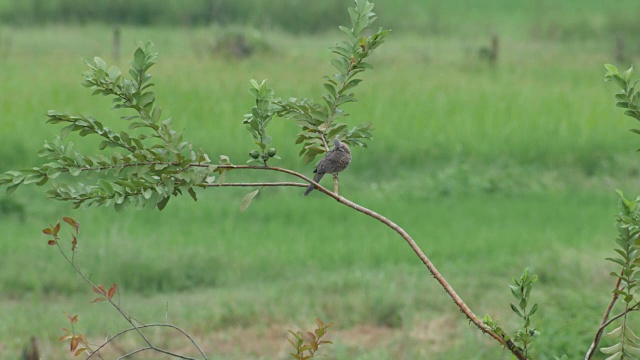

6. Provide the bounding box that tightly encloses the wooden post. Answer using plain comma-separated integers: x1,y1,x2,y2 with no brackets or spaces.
113,27,121,62
615,34,625,64
490,33,499,65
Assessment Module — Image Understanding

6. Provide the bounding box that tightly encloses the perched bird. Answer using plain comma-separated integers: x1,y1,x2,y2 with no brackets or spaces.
304,137,352,196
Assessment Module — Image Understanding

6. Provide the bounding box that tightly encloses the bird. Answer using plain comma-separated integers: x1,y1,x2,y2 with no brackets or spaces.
304,137,352,196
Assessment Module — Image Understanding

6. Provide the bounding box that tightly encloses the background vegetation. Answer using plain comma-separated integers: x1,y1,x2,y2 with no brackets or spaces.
1,0,640,358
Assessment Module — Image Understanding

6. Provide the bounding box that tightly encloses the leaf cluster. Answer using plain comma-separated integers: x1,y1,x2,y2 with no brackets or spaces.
59,312,90,357
481,268,539,359
246,0,389,164
509,268,540,355
605,64,640,145
243,79,280,165
0,41,221,211
287,318,334,360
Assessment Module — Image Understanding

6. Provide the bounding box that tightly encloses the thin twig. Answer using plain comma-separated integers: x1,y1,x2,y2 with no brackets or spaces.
601,302,640,330
86,324,205,360
53,239,208,360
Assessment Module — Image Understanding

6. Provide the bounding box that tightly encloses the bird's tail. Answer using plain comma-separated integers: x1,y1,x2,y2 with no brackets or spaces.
303,173,324,196
303,184,315,196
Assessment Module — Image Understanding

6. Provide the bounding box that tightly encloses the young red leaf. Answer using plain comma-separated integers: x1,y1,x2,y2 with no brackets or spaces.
42,227,53,235
53,221,61,236
61,327,71,334
74,347,88,356
108,283,118,299
70,336,78,352
93,284,106,295
91,297,106,303
48,240,57,245
63,216,79,233
70,314,78,325
64,313,76,322
71,234,78,251
58,335,72,342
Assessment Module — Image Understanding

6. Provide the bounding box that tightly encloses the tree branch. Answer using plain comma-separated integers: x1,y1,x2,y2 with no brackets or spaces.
585,274,622,359
203,182,305,188
205,164,526,359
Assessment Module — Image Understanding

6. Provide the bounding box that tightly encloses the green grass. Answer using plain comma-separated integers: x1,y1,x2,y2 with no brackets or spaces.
1,19,640,359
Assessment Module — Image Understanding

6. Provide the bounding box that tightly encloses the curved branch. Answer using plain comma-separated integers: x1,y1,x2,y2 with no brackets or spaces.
205,164,526,359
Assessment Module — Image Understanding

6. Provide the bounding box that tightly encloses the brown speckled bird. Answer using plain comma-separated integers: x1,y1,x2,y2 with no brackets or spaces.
304,137,352,196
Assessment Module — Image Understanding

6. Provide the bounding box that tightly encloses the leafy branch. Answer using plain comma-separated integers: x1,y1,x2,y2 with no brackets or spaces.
287,318,334,360
585,65,640,360
270,0,387,162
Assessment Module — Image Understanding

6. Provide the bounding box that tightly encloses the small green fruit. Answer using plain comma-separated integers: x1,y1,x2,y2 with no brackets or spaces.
249,150,260,159
267,148,277,157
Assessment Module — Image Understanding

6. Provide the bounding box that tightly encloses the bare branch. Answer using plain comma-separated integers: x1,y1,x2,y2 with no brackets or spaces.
87,324,206,360
51,233,208,360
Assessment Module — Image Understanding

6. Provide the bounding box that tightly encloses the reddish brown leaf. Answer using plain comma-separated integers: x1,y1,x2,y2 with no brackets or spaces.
48,240,57,245
42,228,53,235
71,234,78,251
108,283,117,299
53,221,61,236
91,297,106,303
61,327,71,334
70,314,78,325
62,216,78,232
58,335,72,342
92,284,106,295
74,347,88,356
64,313,75,322
70,336,78,352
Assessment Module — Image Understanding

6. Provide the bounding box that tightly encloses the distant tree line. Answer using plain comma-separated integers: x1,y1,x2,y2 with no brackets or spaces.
0,0,349,33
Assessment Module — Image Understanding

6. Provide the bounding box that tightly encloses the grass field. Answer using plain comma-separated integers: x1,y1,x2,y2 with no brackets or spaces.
1,3,640,359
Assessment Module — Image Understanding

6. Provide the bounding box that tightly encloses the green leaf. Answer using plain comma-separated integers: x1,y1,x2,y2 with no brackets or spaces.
136,92,155,108
187,187,197,202
94,56,107,70
603,351,622,360
612,75,627,90
240,189,260,212
151,106,162,123
623,67,635,82
626,327,640,342
601,342,623,354
156,196,170,210
6,183,20,196
510,304,524,318
605,64,620,75
133,48,145,71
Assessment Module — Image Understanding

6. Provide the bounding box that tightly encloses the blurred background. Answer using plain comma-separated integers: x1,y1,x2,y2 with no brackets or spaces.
1,0,640,359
